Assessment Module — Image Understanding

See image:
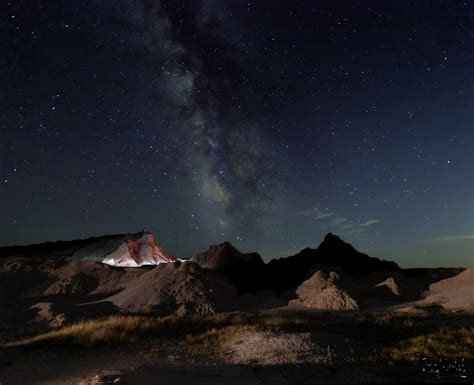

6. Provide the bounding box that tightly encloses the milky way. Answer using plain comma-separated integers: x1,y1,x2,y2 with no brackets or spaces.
138,1,275,228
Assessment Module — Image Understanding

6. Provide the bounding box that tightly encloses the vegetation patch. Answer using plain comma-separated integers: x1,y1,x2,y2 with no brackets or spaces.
5,311,473,368
4,312,316,350
387,327,474,361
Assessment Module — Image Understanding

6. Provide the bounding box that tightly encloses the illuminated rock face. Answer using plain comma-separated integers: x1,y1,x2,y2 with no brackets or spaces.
289,270,359,311
102,231,176,267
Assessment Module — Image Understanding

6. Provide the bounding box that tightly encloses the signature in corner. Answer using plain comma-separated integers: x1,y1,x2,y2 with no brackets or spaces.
421,357,468,379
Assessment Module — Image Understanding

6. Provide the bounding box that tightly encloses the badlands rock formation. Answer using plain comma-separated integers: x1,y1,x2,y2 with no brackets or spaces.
289,270,359,310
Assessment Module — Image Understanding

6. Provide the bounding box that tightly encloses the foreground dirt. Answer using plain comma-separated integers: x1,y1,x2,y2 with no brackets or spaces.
1,342,469,385
0,340,419,385
1,310,473,384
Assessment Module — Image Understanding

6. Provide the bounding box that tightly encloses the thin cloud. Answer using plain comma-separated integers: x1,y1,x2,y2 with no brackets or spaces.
428,234,474,243
330,217,347,226
359,219,380,227
340,223,355,230
295,210,335,220
314,212,335,220
297,209,381,237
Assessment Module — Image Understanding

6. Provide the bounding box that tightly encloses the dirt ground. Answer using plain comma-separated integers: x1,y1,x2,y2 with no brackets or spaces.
0,341,418,385
1,309,472,385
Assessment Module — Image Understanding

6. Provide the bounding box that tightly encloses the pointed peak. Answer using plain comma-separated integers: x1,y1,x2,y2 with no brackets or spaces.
193,241,263,270
221,241,237,249
324,232,339,241
322,232,345,244
208,241,238,251
316,232,357,254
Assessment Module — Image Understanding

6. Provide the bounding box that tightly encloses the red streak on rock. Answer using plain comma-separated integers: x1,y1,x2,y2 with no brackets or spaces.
125,233,175,265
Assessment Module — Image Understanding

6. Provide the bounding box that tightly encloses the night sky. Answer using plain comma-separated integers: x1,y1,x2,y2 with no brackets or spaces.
1,1,473,267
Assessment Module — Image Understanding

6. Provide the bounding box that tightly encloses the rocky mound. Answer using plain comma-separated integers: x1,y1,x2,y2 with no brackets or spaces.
289,270,359,311
190,242,265,294
29,302,67,329
0,256,62,299
190,241,264,270
424,288,474,311
375,277,401,296
43,273,97,296
101,231,176,267
346,271,428,308
358,271,406,298
429,268,473,293
409,268,474,313
105,261,238,315
42,260,146,297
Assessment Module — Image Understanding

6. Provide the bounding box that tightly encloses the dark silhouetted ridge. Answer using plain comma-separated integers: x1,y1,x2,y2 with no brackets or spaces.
189,241,265,294
0,233,131,259
265,233,401,295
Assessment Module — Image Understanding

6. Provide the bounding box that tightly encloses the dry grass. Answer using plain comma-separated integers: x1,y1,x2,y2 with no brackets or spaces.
6,311,473,367
184,324,259,353
388,327,474,361
182,313,318,353
8,315,153,348
6,312,316,350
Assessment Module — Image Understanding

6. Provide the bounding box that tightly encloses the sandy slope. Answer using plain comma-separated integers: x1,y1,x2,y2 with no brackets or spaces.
419,268,474,312
105,261,238,314
429,268,473,293
44,260,146,296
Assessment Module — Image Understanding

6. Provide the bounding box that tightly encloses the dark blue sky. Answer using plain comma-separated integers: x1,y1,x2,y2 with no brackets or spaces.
1,1,473,267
